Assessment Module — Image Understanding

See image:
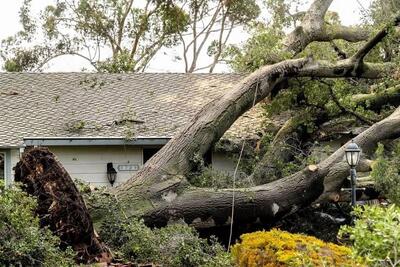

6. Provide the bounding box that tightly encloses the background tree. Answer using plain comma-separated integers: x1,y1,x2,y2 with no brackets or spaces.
0,0,260,73
178,0,260,72
1,0,191,72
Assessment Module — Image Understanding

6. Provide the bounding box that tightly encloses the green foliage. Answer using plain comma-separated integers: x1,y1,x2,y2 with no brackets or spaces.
369,0,400,26
226,24,288,72
2,0,260,73
339,205,400,266
0,181,75,266
2,0,191,72
264,0,305,28
97,49,136,73
190,166,253,189
99,201,232,267
73,178,92,194
225,0,261,24
371,142,400,205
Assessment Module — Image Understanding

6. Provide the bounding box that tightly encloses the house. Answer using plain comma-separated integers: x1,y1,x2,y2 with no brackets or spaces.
0,73,263,187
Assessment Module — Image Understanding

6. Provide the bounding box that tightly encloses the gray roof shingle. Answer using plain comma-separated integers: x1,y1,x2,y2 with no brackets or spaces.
0,73,264,147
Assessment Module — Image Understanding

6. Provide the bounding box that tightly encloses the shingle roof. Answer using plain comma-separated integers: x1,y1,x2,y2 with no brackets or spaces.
0,73,264,147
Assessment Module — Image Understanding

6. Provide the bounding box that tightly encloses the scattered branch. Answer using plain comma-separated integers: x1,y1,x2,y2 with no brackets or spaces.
352,13,400,64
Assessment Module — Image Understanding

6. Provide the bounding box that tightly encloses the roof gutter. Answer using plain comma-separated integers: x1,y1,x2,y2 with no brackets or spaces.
23,137,171,147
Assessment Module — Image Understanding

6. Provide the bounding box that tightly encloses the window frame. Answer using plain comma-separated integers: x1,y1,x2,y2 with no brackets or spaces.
0,152,4,181
0,150,10,185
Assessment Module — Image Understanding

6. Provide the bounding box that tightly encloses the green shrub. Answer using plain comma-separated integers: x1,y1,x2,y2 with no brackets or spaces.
371,143,400,204
99,204,232,266
0,181,75,266
339,205,400,266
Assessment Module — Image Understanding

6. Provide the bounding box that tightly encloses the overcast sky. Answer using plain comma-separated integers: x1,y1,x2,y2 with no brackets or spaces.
0,0,372,73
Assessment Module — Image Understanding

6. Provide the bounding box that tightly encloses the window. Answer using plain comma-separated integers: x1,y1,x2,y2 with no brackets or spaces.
143,147,161,164
203,149,212,166
0,153,4,180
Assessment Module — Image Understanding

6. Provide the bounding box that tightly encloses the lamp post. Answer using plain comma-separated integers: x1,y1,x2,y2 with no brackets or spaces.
344,140,362,206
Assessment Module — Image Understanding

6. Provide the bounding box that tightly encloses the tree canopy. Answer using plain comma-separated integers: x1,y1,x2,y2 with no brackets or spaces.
1,0,260,72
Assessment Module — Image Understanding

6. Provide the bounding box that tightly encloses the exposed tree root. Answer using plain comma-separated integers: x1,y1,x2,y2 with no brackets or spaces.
14,147,111,264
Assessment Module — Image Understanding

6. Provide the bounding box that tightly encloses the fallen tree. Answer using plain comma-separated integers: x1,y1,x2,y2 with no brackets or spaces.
12,0,400,262
112,6,400,223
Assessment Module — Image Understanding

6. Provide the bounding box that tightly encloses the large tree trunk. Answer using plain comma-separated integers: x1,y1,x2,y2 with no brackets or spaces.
142,106,400,227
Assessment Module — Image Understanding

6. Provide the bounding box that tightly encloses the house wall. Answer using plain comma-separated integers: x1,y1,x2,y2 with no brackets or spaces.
48,146,143,187
3,146,238,187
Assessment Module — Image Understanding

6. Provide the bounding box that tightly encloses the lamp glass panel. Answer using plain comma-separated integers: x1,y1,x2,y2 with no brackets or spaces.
352,151,360,166
107,172,116,183
345,151,352,166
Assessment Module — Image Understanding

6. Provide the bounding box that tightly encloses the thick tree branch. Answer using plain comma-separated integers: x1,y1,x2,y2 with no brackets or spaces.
320,25,369,43
352,84,400,111
283,0,369,54
298,60,394,79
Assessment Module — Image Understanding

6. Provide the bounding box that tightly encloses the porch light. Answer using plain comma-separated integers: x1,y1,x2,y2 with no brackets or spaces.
107,162,117,186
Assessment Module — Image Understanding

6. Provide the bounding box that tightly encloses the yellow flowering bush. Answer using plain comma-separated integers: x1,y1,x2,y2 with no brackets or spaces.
231,229,364,267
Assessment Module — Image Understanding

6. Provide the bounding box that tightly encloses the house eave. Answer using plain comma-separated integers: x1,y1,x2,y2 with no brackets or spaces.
23,137,171,147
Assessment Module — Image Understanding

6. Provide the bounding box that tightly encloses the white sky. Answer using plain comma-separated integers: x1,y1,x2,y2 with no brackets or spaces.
0,0,372,73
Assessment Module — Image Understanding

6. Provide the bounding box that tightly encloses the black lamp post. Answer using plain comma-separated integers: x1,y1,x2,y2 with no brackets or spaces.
106,162,117,186
344,140,362,206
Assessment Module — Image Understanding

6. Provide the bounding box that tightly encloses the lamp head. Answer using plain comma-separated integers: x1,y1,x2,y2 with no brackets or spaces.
106,162,117,186
345,140,361,168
